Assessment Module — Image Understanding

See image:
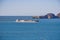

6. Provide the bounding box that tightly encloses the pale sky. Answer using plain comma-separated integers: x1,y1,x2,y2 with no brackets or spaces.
0,0,60,16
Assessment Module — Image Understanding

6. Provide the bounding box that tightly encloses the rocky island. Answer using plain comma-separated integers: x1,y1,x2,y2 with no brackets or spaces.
32,13,60,19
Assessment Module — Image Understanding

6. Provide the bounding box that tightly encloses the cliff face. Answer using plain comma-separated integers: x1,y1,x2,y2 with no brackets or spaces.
57,13,60,18
45,13,55,19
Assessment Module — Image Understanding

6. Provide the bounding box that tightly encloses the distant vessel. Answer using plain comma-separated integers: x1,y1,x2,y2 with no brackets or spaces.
16,19,39,23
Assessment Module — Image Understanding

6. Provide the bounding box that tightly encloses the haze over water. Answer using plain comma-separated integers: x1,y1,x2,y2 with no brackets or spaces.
0,0,60,16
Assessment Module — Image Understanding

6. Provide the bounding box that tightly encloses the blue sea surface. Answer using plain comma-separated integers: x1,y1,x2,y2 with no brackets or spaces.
0,17,60,40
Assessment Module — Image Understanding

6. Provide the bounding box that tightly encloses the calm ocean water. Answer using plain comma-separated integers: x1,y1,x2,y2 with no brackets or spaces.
0,16,60,40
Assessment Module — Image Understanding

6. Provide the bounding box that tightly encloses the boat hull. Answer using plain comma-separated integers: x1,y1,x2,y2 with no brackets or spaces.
16,19,39,23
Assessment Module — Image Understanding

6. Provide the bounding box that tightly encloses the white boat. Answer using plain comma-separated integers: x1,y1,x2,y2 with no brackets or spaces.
16,19,39,23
